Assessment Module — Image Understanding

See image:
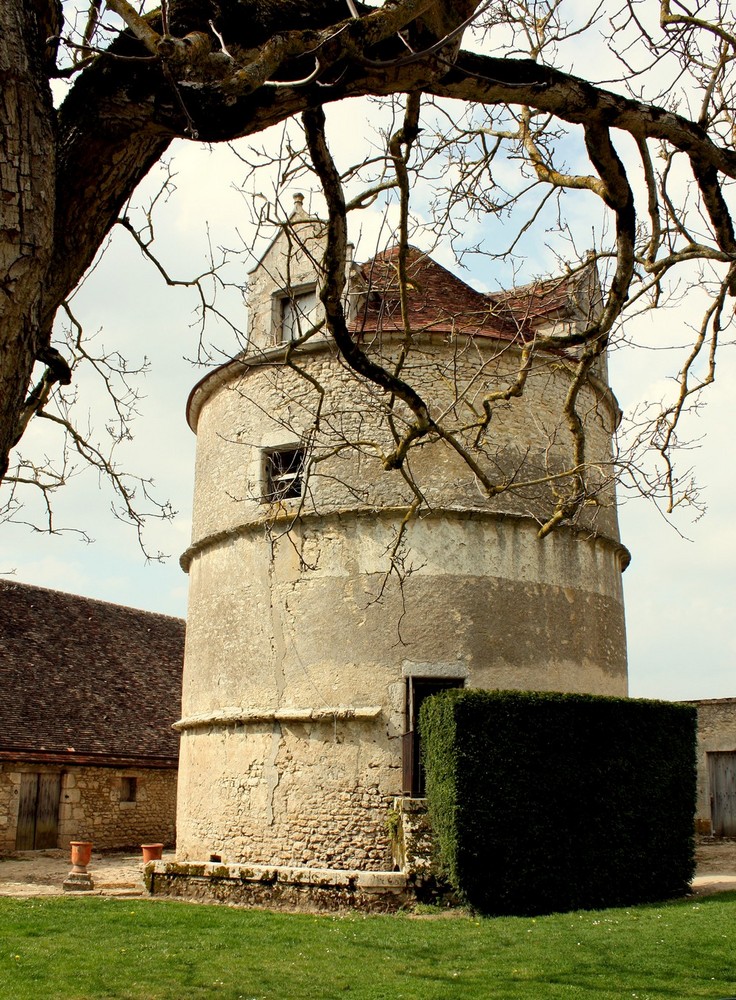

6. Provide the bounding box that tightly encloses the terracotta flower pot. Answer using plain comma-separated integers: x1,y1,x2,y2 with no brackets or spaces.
70,841,93,869
141,843,164,863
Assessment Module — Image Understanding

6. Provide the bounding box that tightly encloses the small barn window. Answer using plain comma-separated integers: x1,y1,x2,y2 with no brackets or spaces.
120,776,137,803
264,448,305,501
280,288,318,343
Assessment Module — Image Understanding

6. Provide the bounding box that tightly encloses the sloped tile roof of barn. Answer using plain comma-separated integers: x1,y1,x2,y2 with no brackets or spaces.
0,580,184,766
352,246,581,340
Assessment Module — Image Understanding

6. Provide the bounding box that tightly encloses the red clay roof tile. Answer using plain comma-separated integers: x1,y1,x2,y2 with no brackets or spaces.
350,246,582,342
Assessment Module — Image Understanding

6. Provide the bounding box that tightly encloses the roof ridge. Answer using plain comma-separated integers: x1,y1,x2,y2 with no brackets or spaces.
0,578,185,624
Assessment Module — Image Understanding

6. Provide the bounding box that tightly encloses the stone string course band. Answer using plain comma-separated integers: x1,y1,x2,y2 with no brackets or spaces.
173,706,382,731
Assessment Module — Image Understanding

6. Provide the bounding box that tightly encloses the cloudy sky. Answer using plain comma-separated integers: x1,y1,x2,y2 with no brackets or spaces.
3,69,736,703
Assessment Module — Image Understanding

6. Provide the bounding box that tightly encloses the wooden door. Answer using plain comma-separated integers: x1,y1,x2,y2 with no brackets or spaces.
403,678,464,797
15,774,38,850
14,772,61,850
35,773,61,848
708,752,736,837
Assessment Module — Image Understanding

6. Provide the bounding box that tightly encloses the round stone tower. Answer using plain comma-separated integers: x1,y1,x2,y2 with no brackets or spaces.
174,200,629,873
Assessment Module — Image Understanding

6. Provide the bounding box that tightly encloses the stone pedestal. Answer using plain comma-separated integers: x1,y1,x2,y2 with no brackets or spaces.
62,870,95,892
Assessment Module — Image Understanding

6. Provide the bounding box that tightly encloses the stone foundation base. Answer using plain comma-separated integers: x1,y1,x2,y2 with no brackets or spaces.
62,871,95,892
145,860,409,912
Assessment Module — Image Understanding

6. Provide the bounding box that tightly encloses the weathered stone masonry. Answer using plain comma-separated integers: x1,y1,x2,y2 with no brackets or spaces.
0,763,177,853
687,698,736,836
170,209,630,891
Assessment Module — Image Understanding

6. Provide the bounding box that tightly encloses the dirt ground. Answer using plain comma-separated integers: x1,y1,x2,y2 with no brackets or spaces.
691,837,736,894
0,838,735,902
0,848,174,899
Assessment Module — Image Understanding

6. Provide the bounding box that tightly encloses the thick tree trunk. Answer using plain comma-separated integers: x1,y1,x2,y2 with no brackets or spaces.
0,0,56,478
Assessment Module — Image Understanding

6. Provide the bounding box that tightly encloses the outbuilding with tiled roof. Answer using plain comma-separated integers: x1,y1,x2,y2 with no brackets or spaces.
0,580,184,852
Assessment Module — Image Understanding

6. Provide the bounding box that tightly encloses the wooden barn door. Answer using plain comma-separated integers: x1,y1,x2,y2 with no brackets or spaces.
15,773,61,850
708,752,736,837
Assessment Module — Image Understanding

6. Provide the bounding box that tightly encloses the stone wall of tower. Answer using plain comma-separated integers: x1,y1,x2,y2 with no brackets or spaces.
177,349,627,868
185,337,621,545
176,513,626,867
176,224,629,871
177,718,397,869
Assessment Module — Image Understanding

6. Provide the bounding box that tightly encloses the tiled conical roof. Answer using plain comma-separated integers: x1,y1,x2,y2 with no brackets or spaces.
352,245,515,339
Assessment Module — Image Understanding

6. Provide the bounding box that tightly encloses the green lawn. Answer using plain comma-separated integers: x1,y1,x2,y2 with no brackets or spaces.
1,893,735,1000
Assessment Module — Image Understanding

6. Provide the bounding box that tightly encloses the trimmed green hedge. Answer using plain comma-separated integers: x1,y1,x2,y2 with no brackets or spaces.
420,689,697,916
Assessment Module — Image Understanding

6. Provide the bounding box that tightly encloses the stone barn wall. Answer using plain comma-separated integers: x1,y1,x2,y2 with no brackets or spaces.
0,762,177,853
689,698,736,835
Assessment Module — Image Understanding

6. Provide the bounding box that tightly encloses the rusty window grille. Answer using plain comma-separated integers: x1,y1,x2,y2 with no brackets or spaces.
265,448,305,501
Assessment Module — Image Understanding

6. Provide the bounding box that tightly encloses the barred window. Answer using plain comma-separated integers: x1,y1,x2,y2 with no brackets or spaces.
264,448,305,501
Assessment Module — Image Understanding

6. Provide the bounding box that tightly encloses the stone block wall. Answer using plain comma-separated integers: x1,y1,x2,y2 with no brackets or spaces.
147,860,410,912
0,762,177,853
688,699,736,833
177,718,397,870
389,798,434,876
0,767,20,852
